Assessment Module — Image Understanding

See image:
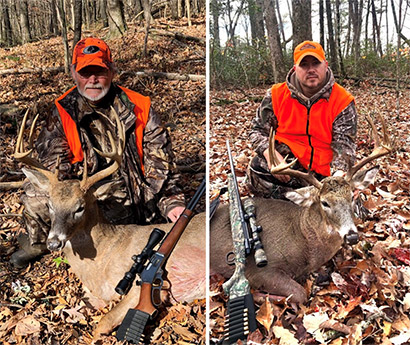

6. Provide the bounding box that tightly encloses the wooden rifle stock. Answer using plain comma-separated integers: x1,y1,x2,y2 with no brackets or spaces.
116,179,205,344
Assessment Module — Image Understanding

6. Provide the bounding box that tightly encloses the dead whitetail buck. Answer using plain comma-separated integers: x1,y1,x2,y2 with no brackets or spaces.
12,110,206,339
211,115,392,303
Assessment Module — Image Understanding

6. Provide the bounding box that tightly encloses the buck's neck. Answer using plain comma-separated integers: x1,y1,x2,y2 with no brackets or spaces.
64,192,116,261
301,201,344,271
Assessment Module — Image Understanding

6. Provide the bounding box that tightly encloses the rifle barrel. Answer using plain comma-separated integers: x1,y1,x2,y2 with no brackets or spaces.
226,140,252,255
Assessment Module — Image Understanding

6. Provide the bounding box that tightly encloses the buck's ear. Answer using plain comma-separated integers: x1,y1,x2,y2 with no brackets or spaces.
285,186,316,207
351,165,379,190
22,168,51,192
93,180,127,201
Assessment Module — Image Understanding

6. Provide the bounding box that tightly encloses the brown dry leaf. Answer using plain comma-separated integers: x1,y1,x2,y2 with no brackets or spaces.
319,319,351,334
14,315,41,336
256,296,274,332
170,324,197,342
272,325,299,345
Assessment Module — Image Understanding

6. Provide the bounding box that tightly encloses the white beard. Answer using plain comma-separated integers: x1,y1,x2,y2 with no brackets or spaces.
78,84,109,102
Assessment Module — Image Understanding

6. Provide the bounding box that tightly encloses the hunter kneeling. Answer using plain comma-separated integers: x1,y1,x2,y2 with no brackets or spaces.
11,37,186,268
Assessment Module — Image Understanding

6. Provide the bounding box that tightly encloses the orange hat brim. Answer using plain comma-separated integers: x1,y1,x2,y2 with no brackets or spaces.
75,58,109,72
295,52,325,66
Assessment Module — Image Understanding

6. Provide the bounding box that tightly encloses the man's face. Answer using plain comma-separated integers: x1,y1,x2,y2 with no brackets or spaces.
294,55,328,95
72,65,113,103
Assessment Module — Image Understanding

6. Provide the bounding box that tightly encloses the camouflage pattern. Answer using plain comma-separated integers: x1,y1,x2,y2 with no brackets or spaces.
222,174,251,299
249,67,358,172
22,84,185,246
243,198,267,267
248,67,357,197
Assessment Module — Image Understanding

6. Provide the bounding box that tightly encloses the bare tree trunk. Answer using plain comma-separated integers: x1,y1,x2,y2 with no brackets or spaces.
142,0,151,55
50,0,60,35
224,0,246,47
292,0,312,48
186,0,192,26
275,0,286,43
335,0,345,76
17,0,31,44
73,0,83,49
370,0,383,57
263,0,286,82
349,0,364,77
107,0,128,38
2,0,13,46
365,0,370,53
210,0,220,47
170,0,178,19
319,0,324,48
325,0,338,72
248,0,265,48
56,0,71,73
101,0,108,27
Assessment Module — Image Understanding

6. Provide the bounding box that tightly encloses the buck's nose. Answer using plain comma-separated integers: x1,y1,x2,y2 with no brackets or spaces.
344,230,359,245
47,239,64,251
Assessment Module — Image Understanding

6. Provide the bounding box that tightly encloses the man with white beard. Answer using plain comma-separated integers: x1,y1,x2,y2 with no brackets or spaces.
11,38,186,268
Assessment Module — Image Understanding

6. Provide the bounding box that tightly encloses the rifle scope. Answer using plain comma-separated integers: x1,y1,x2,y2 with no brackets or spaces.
115,227,166,296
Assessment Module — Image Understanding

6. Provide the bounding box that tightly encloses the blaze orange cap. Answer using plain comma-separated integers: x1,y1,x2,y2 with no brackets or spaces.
72,37,113,72
294,41,326,65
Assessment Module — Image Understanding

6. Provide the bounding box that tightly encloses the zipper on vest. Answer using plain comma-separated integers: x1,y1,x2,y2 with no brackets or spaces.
306,103,314,171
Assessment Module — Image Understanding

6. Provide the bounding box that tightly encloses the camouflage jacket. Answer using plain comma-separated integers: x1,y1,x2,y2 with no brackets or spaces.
250,67,357,172
35,84,185,224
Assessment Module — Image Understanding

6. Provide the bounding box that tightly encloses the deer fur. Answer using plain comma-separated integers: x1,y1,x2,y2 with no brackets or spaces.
210,170,377,304
22,168,206,339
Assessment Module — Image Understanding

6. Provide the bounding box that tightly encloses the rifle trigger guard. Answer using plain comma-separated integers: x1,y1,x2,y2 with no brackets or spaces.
151,271,164,307
226,251,235,266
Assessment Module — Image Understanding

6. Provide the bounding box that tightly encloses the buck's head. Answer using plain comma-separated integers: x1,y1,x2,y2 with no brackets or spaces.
15,107,125,251
22,168,91,250
269,114,392,246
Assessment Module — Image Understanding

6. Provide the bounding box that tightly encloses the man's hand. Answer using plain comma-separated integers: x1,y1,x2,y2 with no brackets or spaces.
263,148,291,183
167,206,186,222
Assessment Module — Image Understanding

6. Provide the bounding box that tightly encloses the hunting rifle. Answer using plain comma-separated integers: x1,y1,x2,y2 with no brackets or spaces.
226,139,267,267
115,178,206,344
221,140,267,344
221,174,257,344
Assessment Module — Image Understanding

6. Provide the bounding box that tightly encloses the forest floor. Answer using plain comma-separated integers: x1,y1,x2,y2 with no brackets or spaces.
0,17,205,345
209,83,410,344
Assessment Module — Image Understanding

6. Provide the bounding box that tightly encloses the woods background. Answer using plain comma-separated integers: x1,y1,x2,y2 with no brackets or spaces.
210,0,410,88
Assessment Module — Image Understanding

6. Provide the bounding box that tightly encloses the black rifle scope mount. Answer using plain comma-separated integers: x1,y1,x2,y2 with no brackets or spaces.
115,227,166,296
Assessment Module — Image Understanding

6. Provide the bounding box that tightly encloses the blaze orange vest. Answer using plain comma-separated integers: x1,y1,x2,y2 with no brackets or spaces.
55,85,151,173
271,82,354,176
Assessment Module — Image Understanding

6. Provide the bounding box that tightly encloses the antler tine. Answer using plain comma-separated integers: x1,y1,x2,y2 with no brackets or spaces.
14,110,50,171
346,114,392,181
268,128,322,189
80,106,125,191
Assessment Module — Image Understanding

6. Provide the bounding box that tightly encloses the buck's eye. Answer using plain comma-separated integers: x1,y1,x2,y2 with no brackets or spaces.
321,201,330,208
75,206,85,214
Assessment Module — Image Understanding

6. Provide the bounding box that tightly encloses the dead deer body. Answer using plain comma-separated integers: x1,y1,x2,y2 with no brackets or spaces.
13,110,206,339
211,116,392,304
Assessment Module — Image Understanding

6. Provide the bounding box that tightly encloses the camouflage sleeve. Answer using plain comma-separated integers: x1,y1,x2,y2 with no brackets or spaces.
331,101,357,172
249,88,278,156
35,107,79,178
142,107,185,218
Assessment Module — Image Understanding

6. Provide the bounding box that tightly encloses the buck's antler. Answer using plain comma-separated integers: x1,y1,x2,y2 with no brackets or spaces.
14,109,58,183
345,113,392,181
268,128,322,189
80,106,126,192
